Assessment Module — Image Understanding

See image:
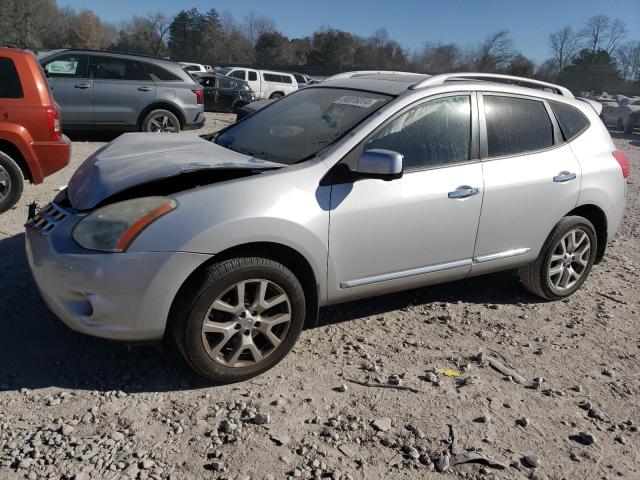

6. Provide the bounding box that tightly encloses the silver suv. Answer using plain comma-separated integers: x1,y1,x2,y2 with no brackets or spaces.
26,72,629,382
38,49,205,133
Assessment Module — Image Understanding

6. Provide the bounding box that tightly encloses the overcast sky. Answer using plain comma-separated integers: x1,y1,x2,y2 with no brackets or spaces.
59,0,640,63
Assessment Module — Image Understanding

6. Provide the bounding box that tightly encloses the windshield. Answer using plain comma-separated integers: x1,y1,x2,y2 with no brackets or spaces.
215,87,393,164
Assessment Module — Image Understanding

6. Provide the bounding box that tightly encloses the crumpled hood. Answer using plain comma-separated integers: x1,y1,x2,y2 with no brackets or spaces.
67,133,283,210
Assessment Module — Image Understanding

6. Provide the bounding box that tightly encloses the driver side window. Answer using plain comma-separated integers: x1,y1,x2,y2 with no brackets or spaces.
365,95,471,170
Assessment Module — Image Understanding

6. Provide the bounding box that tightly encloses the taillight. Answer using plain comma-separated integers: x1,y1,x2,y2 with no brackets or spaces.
192,89,203,105
46,106,61,141
612,150,630,178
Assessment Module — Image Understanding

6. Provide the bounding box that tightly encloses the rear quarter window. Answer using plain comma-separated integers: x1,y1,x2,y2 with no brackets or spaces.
144,63,182,81
0,57,23,98
263,73,283,83
484,95,553,158
550,101,590,141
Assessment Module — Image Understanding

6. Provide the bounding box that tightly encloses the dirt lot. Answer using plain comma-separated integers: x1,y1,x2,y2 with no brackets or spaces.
0,114,638,480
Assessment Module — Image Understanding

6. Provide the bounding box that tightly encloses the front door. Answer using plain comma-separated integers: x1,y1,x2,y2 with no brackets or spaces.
328,93,484,302
91,55,156,126
42,54,93,125
472,93,582,273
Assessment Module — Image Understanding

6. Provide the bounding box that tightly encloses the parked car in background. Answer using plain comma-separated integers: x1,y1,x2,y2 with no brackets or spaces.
601,97,640,133
180,62,212,74
26,72,628,382
0,45,70,213
292,73,314,88
196,73,254,113
235,99,274,121
38,49,205,133
219,67,298,99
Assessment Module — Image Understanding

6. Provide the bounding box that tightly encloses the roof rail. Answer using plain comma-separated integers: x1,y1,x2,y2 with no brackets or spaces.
410,73,574,98
326,70,425,81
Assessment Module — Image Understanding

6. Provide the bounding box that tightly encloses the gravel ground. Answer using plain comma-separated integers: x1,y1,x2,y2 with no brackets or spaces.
0,115,638,480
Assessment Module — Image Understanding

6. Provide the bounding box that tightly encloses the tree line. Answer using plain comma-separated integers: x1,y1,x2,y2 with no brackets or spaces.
1,0,638,94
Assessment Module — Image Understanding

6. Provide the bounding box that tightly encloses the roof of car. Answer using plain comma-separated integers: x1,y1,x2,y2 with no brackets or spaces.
318,73,430,95
37,48,178,65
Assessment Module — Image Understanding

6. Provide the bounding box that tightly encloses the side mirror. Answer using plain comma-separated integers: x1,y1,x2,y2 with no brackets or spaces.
355,149,403,179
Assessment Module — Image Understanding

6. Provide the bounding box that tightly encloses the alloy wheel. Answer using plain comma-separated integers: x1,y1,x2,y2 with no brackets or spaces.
548,228,591,291
0,165,11,202
149,114,178,133
201,278,292,368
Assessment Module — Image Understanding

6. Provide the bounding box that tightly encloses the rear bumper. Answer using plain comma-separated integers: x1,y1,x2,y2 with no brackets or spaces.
182,109,206,131
30,135,71,183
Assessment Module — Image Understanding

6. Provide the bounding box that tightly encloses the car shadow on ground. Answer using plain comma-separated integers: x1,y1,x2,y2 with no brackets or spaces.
64,130,125,142
0,233,541,393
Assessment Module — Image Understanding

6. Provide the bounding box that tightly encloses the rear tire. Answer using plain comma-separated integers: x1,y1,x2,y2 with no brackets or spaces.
173,257,306,383
519,216,597,300
269,92,284,99
623,115,636,134
142,109,181,133
0,151,24,214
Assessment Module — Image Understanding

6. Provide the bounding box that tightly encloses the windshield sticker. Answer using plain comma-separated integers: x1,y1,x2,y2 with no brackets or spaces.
333,96,380,108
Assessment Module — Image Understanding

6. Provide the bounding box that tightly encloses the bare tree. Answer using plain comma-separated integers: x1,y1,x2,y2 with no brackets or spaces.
548,26,578,70
418,42,461,73
242,11,276,47
604,18,627,55
579,14,609,52
616,41,640,81
475,30,514,72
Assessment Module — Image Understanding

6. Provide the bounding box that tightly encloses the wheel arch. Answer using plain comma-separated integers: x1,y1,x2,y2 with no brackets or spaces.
0,139,32,182
566,204,607,264
167,241,320,339
137,102,186,131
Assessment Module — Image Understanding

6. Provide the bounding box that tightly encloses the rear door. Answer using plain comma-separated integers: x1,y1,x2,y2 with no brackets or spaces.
216,76,240,112
472,93,581,273
199,76,217,111
91,55,156,126
42,54,93,125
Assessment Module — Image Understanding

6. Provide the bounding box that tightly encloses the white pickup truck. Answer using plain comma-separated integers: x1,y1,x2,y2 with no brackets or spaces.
219,67,298,100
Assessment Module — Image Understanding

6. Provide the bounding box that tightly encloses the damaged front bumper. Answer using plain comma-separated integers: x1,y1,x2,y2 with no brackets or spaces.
25,202,212,341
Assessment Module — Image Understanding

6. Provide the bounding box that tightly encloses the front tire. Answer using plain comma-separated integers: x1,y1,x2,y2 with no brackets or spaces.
173,257,306,382
519,216,597,300
142,109,181,133
0,151,24,214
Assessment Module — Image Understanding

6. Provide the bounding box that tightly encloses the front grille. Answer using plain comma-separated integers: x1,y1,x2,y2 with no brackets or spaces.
27,202,68,235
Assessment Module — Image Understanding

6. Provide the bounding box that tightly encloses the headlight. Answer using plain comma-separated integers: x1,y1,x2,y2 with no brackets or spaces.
72,197,177,252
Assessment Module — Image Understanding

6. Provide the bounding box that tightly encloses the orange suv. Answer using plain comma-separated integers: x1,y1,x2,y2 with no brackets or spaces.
0,45,70,213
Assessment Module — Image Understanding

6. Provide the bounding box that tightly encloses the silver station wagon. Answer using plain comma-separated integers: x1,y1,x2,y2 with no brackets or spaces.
26,72,629,382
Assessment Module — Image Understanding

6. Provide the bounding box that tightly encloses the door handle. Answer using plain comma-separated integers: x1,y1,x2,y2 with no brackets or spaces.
553,171,577,183
138,86,152,92
448,186,480,199
74,83,90,89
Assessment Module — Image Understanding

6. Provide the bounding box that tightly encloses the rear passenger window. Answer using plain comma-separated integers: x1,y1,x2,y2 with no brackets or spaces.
229,70,246,80
43,55,89,78
550,101,589,141
281,75,292,84
248,71,257,81
218,77,236,89
0,57,23,98
93,57,143,80
365,95,471,170
263,73,283,83
484,96,553,157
